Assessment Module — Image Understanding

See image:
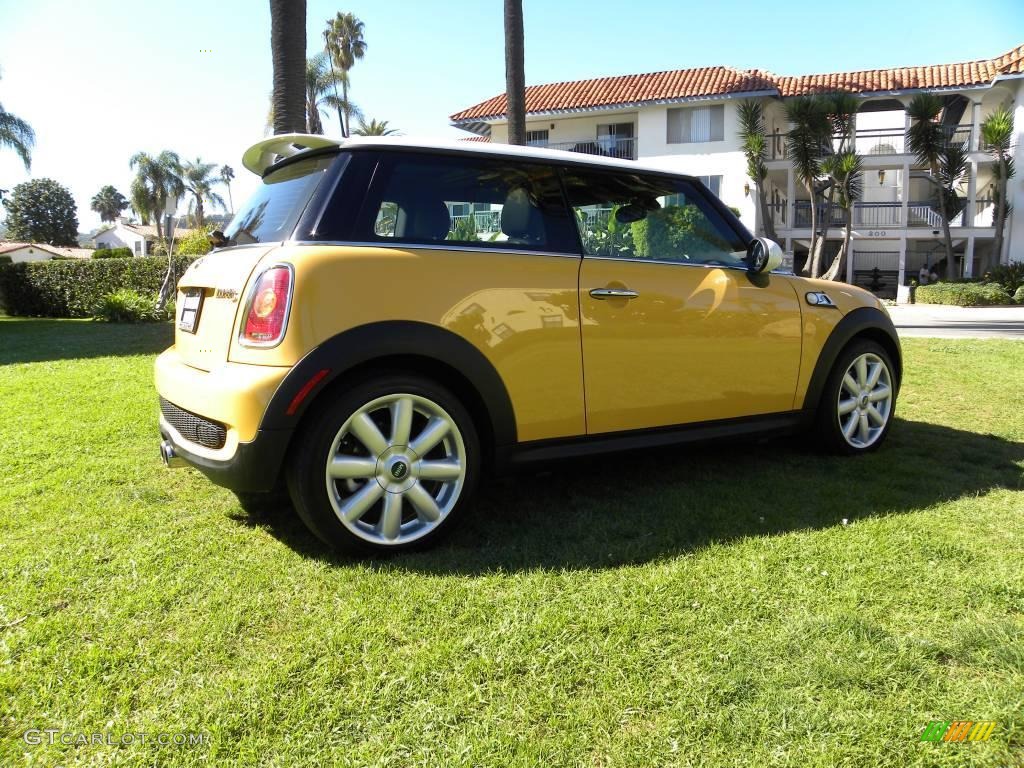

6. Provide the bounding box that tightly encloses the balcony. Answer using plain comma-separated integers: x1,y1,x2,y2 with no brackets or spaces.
765,125,975,160
540,136,638,160
768,198,995,230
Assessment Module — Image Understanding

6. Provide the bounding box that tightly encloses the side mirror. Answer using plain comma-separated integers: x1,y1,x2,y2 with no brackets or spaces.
747,237,784,274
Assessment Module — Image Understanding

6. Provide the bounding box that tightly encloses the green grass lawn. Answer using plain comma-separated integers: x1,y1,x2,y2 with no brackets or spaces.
1,317,1021,767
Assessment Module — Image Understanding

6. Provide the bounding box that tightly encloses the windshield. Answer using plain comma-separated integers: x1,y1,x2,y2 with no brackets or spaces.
224,153,339,245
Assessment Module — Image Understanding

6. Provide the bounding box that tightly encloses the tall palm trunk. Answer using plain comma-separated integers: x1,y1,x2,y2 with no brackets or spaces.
940,196,956,281
822,209,852,282
270,0,307,135
503,0,526,146
804,182,818,276
226,184,233,215
756,185,777,242
195,196,205,228
342,79,350,138
991,157,1008,269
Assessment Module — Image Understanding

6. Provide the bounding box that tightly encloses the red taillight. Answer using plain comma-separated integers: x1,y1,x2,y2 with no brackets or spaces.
242,265,292,346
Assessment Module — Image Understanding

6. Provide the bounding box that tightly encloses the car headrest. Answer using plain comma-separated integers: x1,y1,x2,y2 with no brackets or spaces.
500,187,541,241
396,199,451,241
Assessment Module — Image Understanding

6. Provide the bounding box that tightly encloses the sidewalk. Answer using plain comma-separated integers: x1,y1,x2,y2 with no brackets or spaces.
886,304,1024,339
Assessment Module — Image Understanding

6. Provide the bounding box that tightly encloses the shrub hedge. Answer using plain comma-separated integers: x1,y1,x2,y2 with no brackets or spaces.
94,289,168,323
92,247,134,259
915,281,1012,307
0,256,195,317
1014,285,1024,305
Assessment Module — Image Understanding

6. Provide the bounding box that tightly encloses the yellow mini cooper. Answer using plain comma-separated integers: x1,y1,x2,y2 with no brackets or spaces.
156,135,901,553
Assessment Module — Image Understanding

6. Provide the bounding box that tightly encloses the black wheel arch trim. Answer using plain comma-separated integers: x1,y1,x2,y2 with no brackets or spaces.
801,306,902,417
259,320,518,446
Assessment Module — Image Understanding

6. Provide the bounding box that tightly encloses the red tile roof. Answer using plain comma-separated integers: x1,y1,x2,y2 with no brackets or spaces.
451,44,1024,124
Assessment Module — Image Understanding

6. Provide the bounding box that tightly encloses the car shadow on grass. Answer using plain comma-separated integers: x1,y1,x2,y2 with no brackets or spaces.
231,418,1024,573
0,318,174,365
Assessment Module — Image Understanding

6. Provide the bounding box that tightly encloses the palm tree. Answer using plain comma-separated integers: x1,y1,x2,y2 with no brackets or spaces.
906,94,968,281
129,151,184,241
323,12,366,138
784,96,831,276
980,105,1014,271
737,100,776,242
90,185,129,223
0,70,34,171
820,152,863,282
182,158,226,227
220,165,235,214
504,0,526,145
270,0,307,135
353,118,399,136
129,177,152,225
304,53,358,135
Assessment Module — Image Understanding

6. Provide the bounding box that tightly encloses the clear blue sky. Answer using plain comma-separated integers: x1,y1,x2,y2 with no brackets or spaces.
1,0,1021,230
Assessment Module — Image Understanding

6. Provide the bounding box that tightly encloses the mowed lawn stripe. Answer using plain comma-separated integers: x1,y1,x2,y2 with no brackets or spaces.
0,318,1021,767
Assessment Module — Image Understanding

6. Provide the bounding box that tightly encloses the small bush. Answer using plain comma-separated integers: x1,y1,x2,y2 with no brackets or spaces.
915,282,1012,307
0,255,11,265
175,226,213,256
983,263,1024,296
93,289,166,323
0,255,196,317
1014,285,1024,305
92,247,134,259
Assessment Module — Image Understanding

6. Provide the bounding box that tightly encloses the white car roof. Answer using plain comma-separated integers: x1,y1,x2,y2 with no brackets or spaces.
241,133,692,178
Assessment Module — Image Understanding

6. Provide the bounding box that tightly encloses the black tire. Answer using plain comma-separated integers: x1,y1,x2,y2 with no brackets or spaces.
286,373,480,554
814,339,897,455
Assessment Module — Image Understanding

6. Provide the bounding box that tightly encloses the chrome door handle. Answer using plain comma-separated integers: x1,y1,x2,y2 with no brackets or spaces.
589,288,639,300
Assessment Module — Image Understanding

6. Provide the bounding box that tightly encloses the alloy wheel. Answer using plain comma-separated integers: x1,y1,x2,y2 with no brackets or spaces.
837,352,893,449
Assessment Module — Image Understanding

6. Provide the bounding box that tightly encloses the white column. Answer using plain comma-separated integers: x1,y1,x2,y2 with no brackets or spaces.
898,236,907,290
964,237,975,277
970,101,981,152
899,163,911,228
966,159,977,227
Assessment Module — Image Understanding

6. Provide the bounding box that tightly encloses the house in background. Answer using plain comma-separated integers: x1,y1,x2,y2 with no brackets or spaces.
451,43,1024,296
0,242,93,263
92,217,195,255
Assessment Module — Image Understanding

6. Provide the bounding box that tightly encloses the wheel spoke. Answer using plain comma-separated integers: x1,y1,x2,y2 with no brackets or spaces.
866,404,886,427
418,459,461,481
842,373,860,396
390,397,414,447
842,414,859,439
349,412,389,456
405,481,441,522
328,456,377,480
858,412,870,443
866,362,883,389
338,481,384,523
409,417,450,457
838,398,858,416
378,493,403,540
855,355,868,388
868,385,891,403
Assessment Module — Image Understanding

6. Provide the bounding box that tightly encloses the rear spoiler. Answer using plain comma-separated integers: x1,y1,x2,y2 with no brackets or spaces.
241,134,342,176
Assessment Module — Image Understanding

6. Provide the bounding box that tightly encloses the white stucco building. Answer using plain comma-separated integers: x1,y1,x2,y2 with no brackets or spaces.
92,218,195,256
0,242,92,262
451,44,1024,296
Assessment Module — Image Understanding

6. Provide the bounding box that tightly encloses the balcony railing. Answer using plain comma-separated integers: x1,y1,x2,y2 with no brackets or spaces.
450,210,502,233
543,136,637,160
765,124,975,160
771,198,994,230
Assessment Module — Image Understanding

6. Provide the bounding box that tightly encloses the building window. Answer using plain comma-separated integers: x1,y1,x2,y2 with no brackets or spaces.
133,241,141,255
597,123,634,157
667,105,725,143
525,130,549,147
697,175,722,197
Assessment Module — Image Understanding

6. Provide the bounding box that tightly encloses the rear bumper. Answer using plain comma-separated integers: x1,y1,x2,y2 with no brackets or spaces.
160,418,292,492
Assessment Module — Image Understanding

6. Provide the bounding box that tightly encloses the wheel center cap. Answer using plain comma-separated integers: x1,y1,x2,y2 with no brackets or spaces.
390,460,408,480
859,393,870,409
375,446,419,493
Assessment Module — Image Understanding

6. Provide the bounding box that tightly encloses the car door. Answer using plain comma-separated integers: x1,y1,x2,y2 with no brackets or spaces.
563,168,803,435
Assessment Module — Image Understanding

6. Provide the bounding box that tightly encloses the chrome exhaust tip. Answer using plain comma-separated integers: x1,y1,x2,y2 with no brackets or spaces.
160,440,186,469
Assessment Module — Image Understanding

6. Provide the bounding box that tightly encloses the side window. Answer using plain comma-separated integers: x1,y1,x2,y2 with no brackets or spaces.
358,153,576,253
562,170,748,267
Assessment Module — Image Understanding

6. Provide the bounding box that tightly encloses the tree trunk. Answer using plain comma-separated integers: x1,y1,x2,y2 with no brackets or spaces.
822,209,852,282
341,80,350,138
940,193,957,281
809,187,835,278
504,0,526,146
196,196,204,228
757,183,777,242
227,184,234,215
991,157,1008,270
270,0,307,135
803,182,818,277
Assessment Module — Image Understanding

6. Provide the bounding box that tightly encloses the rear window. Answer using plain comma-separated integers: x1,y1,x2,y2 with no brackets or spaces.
224,154,339,245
